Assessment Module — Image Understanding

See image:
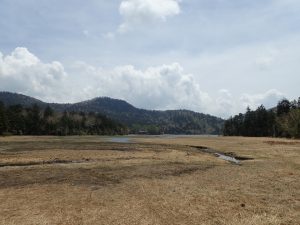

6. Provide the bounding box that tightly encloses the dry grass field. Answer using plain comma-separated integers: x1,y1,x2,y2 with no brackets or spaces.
0,135,299,225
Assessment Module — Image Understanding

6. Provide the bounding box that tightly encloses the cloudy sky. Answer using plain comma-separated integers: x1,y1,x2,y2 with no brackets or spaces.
0,0,299,118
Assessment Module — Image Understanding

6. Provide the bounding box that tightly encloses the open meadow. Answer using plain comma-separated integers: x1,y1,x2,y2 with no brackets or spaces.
0,135,299,225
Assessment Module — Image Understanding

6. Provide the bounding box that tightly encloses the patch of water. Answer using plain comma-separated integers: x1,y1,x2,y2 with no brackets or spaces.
191,146,242,165
109,137,131,143
159,135,219,139
215,153,240,164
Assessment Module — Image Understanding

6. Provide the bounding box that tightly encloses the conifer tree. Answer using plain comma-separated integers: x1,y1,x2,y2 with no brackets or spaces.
0,101,8,134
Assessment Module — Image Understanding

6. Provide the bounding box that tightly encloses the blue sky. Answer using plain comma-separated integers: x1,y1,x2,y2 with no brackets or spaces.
0,0,300,117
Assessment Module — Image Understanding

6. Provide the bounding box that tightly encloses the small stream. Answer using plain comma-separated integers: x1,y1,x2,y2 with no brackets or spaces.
190,146,252,165
215,153,240,164
107,137,250,165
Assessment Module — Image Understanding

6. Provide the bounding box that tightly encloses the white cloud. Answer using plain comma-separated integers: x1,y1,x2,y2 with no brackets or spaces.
72,62,215,113
0,48,289,118
118,0,181,32
215,89,236,116
83,30,90,37
255,48,279,70
211,89,286,117
71,63,287,117
102,32,115,40
240,89,285,110
0,47,67,101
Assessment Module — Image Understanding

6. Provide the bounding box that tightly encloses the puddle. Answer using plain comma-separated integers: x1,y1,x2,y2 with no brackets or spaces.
109,137,131,143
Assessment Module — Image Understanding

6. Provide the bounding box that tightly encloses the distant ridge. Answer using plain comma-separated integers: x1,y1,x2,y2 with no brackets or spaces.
0,92,45,107
0,92,224,134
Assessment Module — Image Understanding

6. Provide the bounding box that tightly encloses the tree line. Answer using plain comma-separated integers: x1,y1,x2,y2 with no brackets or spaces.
0,102,128,136
223,98,300,138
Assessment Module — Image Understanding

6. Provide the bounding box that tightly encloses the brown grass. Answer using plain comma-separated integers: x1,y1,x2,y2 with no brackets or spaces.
263,140,300,146
0,136,299,225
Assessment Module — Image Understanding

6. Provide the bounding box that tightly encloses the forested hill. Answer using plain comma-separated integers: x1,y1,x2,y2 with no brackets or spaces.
0,92,224,134
0,92,46,107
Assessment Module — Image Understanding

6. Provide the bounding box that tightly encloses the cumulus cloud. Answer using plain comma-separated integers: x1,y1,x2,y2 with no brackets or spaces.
255,48,279,70
0,48,288,118
72,62,215,113
240,89,285,110
212,89,286,117
71,63,287,117
82,30,90,37
215,89,236,116
102,32,115,40
118,0,181,32
0,47,67,101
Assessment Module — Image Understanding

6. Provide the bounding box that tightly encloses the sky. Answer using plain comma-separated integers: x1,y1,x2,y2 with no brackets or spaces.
0,0,300,118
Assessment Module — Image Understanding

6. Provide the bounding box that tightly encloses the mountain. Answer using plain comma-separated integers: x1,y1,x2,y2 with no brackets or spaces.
0,92,224,134
0,92,46,108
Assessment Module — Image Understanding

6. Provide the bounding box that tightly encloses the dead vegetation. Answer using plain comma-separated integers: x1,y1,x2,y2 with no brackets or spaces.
0,136,299,225
264,140,300,146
